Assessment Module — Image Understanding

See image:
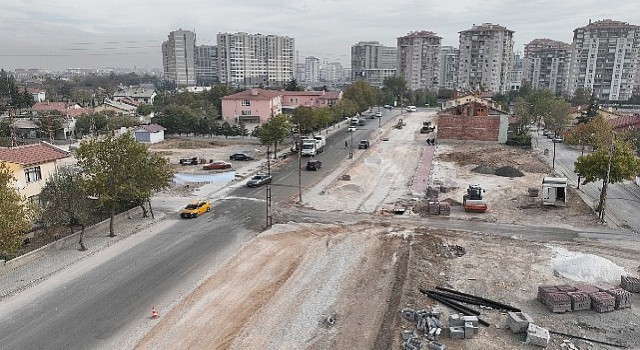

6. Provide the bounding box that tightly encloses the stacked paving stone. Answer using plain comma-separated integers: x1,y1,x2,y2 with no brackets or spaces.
428,201,440,215
575,283,600,295
566,291,591,311
608,288,632,309
400,308,446,350
506,312,534,334
438,202,450,216
537,286,571,313
589,292,616,313
448,314,479,339
621,276,640,292
525,323,550,347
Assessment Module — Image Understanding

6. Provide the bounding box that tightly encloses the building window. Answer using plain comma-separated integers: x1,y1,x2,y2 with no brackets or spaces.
241,99,251,106
24,166,42,183
241,110,252,116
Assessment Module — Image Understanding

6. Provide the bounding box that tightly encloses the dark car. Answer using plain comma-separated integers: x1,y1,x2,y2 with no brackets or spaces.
179,157,199,165
229,153,254,161
306,159,322,171
358,140,370,149
247,173,272,187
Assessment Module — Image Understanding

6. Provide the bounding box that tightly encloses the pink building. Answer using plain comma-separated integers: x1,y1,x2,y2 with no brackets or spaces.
221,88,282,125
221,88,343,125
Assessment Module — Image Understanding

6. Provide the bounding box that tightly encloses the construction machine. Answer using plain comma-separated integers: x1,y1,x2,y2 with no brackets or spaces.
463,184,488,213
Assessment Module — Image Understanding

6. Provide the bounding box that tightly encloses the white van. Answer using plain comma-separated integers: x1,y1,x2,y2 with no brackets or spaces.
406,106,417,112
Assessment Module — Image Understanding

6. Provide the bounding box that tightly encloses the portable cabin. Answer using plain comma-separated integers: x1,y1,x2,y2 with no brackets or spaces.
542,177,567,206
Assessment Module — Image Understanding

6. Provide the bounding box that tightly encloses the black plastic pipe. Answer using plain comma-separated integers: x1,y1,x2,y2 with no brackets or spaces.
419,289,490,327
436,286,520,312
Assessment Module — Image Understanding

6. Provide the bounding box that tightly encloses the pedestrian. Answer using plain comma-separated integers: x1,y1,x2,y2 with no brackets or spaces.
426,139,431,145
345,141,348,148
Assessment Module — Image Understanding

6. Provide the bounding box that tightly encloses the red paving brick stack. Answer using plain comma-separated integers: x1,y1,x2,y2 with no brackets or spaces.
539,281,632,313
608,288,632,309
621,276,640,292
438,202,450,216
537,286,571,313
566,291,591,311
589,292,616,313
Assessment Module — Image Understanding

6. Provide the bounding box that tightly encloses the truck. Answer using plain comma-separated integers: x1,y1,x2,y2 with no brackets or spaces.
301,136,326,156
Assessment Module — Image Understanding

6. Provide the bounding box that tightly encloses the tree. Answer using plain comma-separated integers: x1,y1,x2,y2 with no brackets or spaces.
75,134,158,237
284,79,304,91
0,163,34,255
343,81,380,112
571,87,592,107
574,137,640,217
290,106,317,134
137,103,154,116
128,152,172,219
257,115,290,158
512,97,536,134
543,98,571,136
39,169,93,251
235,120,249,138
331,99,359,121
577,94,599,124
382,76,407,102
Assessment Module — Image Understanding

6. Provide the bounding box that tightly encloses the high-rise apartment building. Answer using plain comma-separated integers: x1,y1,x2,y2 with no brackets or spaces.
217,32,295,88
567,19,640,101
304,56,320,83
397,31,442,91
320,62,346,82
458,23,514,93
351,41,397,87
439,46,459,90
523,39,572,95
195,45,219,86
162,29,197,87
510,52,523,91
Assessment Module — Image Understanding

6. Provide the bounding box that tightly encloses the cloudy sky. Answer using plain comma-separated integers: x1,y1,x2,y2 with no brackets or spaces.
1,0,638,71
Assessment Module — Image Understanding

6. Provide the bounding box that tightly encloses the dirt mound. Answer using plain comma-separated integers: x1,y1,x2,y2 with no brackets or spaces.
471,165,495,174
494,166,524,177
149,139,224,149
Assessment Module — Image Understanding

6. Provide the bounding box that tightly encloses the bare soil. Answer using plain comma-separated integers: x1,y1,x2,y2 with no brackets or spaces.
135,112,640,350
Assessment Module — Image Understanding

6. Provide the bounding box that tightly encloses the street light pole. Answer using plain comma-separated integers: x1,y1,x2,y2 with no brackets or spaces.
265,146,272,228
600,132,615,224
577,141,585,189
349,130,354,159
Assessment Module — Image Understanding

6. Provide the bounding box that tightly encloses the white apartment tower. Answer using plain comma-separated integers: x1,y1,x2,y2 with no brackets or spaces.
195,45,219,86
439,46,459,90
397,31,442,91
162,29,196,87
567,19,640,101
523,39,572,95
458,23,514,93
304,56,320,83
351,41,397,87
217,32,295,88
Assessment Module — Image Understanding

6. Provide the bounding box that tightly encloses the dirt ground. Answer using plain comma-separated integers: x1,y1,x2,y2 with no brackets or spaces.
136,111,640,350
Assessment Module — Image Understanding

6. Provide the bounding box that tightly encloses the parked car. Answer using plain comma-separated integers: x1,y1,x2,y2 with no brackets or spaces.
553,136,564,143
229,153,254,161
179,157,199,165
247,173,272,187
179,200,211,218
347,126,356,132
358,140,370,149
375,111,383,117
203,161,232,170
306,159,322,171
383,105,393,110
406,106,417,112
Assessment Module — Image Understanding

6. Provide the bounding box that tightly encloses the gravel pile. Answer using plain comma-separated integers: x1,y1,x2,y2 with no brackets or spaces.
551,246,627,283
471,165,495,174
494,166,524,177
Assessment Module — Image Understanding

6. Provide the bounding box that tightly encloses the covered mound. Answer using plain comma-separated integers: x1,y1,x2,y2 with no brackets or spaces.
471,165,495,174
494,166,524,177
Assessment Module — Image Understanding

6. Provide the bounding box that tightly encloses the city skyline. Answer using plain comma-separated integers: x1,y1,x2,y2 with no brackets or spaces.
0,0,638,70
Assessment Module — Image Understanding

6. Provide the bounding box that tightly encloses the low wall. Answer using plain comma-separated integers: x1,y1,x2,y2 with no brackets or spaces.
1,206,144,270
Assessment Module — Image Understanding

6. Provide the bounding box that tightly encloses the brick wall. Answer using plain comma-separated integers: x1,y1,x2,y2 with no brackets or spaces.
438,114,501,141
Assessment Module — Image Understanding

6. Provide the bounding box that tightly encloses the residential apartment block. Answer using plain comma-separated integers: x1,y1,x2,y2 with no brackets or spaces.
458,23,514,93
567,19,640,101
195,45,219,86
217,32,295,88
439,46,459,90
510,52,523,91
320,61,347,83
304,56,320,83
397,31,442,91
351,41,397,87
162,29,196,87
523,38,572,95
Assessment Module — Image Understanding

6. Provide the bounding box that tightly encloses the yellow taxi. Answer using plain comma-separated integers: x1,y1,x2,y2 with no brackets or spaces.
179,200,211,218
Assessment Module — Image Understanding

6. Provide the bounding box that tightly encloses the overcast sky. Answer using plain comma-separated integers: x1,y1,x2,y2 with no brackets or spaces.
1,0,638,71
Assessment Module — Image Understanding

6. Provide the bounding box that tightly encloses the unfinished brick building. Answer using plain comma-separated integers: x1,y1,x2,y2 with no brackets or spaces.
436,101,510,143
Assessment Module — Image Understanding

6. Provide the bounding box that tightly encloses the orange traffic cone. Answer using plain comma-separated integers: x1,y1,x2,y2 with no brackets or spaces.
151,306,159,319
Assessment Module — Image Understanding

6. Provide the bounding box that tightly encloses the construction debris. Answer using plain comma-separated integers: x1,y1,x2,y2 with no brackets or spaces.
525,323,550,347
506,311,534,334
400,307,446,350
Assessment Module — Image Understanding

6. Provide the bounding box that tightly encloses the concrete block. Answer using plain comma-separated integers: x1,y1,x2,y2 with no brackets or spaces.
448,313,464,327
401,308,416,322
429,307,441,319
429,341,446,350
402,330,417,340
449,326,465,339
462,315,479,326
525,323,550,347
464,321,478,339
506,311,534,334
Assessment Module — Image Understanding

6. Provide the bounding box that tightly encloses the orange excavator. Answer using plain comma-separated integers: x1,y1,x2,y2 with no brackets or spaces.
463,185,488,213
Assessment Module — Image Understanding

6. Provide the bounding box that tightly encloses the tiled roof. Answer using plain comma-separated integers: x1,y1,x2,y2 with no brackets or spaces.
0,142,70,166
32,102,68,112
136,123,166,133
222,88,281,100
609,114,640,130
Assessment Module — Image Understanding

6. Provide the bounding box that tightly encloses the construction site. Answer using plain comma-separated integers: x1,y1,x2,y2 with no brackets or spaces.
124,109,640,350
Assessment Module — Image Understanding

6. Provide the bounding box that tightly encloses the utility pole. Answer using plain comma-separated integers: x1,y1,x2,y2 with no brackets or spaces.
349,130,354,159
577,140,585,189
8,107,17,147
297,130,302,204
265,145,272,228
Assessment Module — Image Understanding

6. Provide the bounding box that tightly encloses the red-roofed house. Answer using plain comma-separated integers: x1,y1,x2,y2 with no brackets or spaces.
31,101,92,118
134,124,166,144
0,142,71,202
280,90,342,110
221,88,283,125
608,114,640,131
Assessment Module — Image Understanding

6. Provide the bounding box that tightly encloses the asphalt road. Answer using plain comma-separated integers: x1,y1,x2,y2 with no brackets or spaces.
534,132,640,233
0,108,400,350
